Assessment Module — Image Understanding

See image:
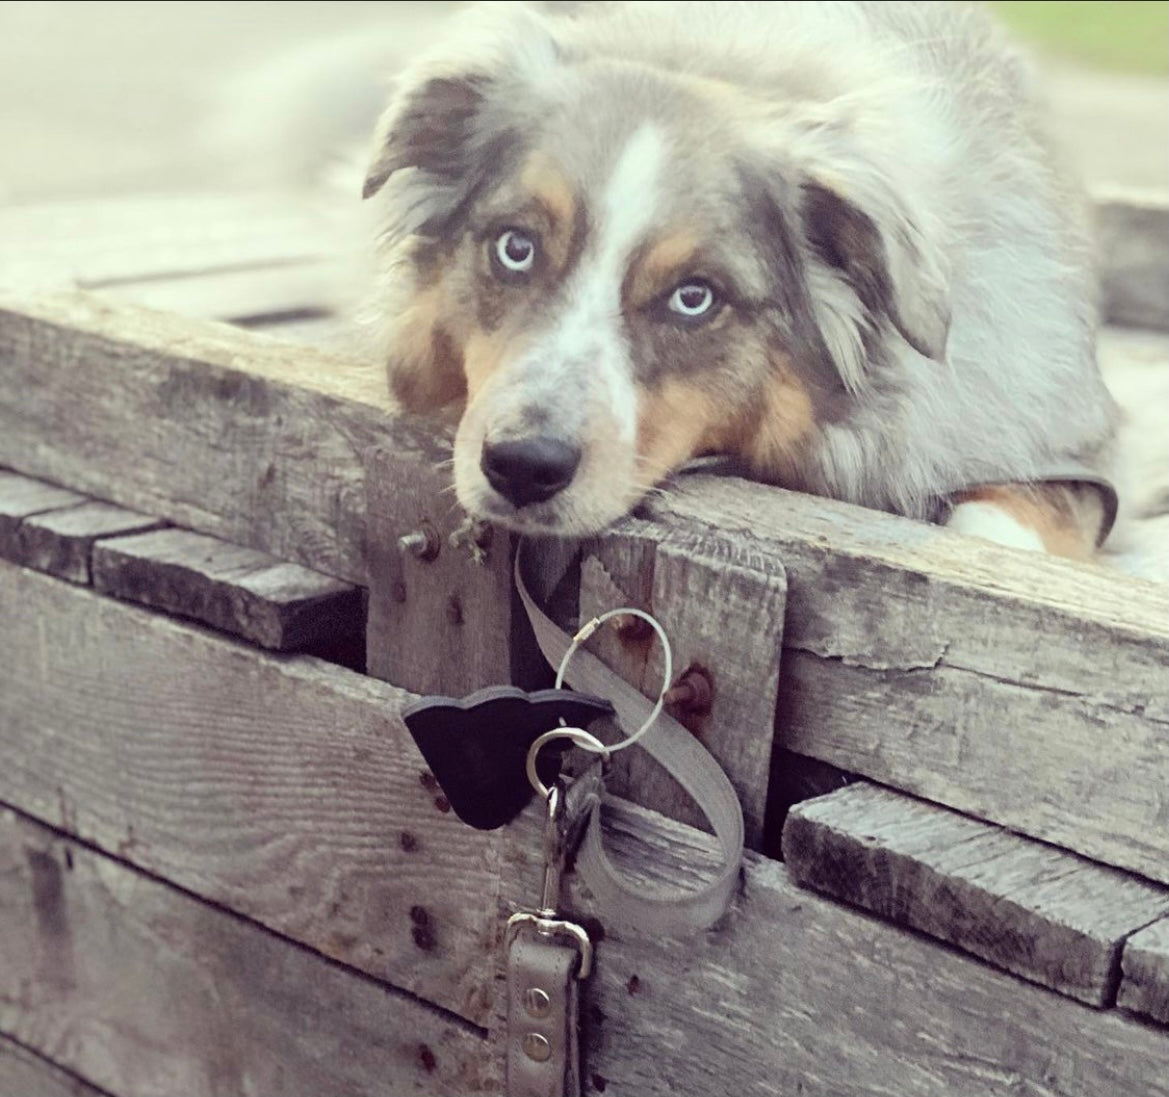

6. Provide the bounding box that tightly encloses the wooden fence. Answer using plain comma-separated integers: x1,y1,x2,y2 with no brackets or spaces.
0,190,1166,1096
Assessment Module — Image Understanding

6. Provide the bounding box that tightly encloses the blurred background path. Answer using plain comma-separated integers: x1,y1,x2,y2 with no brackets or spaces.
0,1,1165,203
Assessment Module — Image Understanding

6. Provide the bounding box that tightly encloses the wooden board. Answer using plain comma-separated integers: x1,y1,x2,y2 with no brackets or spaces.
363,445,519,696
645,479,1169,883
578,524,787,848
1119,917,1169,1025
1096,188,1169,330
11,498,166,584
497,797,1169,1097
0,559,498,1027
0,1034,106,1097
0,469,87,558
782,783,1169,1006
92,526,363,651
0,193,335,291
0,289,450,584
0,810,499,1097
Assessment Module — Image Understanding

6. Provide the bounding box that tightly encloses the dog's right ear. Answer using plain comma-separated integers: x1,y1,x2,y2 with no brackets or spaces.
362,73,492,202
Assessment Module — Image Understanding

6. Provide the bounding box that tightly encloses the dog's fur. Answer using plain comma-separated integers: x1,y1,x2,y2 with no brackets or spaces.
355,0,1120,557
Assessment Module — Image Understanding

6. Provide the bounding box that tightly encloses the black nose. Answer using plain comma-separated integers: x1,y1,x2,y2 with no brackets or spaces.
480,436,582,507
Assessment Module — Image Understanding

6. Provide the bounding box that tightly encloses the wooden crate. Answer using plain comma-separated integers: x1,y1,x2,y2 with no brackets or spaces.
0,191,1166,1097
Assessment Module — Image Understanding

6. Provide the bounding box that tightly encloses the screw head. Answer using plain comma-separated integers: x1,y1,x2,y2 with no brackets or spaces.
522,1033,552,1062
522,987,552,1018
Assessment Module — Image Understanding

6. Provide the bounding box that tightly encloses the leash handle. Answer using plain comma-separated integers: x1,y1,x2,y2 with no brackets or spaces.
514,545,744,936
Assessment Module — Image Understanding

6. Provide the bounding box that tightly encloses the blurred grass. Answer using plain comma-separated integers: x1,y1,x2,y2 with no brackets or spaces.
988,1,1169,75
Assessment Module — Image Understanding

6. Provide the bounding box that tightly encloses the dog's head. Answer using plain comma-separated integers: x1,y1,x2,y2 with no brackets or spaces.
361,5,950,535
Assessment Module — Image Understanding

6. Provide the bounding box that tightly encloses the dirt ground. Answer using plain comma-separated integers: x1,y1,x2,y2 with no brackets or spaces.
0,1,1166,203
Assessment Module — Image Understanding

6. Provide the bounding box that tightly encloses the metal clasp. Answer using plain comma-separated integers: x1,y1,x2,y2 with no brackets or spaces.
505,781,595,979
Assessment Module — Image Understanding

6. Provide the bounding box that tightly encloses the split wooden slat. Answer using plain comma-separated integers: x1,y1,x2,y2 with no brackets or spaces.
1119,917,1169,1025
781,782,1169,1006
0,469,88,557
14,499,166,584
0,559,498,1027
497,796,1169,1097
578,522,787,848
0,1034,106,1097
92,527,363,652
0,810,497,1097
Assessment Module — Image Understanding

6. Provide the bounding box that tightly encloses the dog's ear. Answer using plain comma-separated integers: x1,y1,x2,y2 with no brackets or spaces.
361,5,560,236
362,74,492,202
799,174,951,385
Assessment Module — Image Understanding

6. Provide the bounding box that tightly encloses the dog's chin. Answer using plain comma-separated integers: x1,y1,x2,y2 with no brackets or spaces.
459,488,633,539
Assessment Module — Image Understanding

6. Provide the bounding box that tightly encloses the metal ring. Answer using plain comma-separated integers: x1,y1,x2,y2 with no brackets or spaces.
525,727,609,800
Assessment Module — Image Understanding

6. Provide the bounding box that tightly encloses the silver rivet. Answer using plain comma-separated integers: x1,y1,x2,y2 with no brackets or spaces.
522,1033,551,1063
522,987,551,1018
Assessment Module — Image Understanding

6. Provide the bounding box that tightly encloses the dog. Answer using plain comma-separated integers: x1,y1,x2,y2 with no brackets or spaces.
353,0,1121,559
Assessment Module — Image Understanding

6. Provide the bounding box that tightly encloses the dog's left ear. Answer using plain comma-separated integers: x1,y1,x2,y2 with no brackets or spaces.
801,176,951,370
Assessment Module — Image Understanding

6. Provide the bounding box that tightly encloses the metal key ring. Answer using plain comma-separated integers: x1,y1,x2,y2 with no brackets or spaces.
526,727,609,800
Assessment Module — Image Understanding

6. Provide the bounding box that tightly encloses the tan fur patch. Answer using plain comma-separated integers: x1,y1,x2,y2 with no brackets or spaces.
387,285,466,411
635,376,733,489
627,230,701,309
520,152,577,269
952,483,1103,560
740,357,818,483
463,329,522,403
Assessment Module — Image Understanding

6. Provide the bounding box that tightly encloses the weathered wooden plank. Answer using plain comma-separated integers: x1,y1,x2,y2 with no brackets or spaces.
0,559,498,1026
1096,188,1169,330
782,783,1169,1006
0,193,335,290
1119,918,1169,1025
363,446,518,695
0,1034,107,1097
0,469,88,559
100,261,337,325
92,526,364,651
578,524,787,848
0,289,449,584
0,810,499,1097
644,481,1169,882
497,796,1169,1097
13,499,166,584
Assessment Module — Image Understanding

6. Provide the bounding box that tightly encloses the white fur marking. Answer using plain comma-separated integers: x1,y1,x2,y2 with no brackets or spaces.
549,124,666,442
946,502,1045,552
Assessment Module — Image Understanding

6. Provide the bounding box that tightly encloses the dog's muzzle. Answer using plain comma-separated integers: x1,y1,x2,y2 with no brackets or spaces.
480,437,582,508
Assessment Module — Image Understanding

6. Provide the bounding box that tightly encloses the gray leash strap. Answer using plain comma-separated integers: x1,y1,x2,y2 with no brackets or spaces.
514,547,745,937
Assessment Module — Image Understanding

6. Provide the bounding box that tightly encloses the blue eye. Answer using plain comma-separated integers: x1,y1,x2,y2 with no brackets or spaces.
494,229,536,274
668,280,716,318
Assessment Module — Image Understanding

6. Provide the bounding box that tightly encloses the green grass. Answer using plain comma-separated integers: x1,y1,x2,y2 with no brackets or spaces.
988,1,1169,75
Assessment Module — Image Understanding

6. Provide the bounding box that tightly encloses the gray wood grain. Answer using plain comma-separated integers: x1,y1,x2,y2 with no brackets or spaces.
500,796,1169,1097
0,289,449,584
0,469,87,559
647,477,1169,882
14,499,165,584
1096,188,1169,330
0,1034,107,1097
1119,917,1169,1025
363,445,518,696
92,526,363,651
578,522,787,849
0,559,499,1027
0,810,499,1097
782,782,1169,1006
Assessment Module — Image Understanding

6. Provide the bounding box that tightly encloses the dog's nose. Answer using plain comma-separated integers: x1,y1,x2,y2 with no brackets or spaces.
480,437,582,507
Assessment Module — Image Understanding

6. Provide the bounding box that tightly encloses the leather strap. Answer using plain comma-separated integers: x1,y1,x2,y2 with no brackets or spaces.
506,934,582,1097
515,547,744,936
